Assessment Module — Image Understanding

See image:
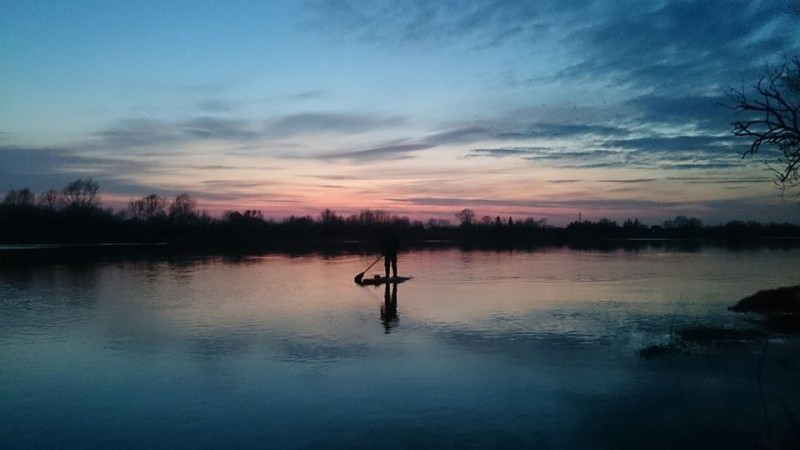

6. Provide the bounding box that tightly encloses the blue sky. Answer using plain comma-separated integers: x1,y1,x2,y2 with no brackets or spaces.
2,0,799,224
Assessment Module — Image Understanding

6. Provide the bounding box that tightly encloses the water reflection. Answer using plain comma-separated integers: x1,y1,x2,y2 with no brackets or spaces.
381,282,399,333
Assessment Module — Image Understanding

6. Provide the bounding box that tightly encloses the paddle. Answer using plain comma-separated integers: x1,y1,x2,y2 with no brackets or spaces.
354,255,384,284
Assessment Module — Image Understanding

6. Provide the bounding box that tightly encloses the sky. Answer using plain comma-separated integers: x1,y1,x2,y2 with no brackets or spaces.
2,0,799,225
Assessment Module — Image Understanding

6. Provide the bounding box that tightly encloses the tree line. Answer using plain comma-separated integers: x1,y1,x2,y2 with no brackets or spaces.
1,180,799,249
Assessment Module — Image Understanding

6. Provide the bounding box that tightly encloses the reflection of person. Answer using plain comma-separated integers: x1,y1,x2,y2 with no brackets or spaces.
381,281,398,332
380,233,398,279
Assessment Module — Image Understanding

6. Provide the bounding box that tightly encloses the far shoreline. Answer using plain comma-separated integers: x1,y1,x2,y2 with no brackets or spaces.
2,237,799,267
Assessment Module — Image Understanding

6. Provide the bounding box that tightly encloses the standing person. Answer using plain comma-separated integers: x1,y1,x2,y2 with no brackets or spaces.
380,232,398,279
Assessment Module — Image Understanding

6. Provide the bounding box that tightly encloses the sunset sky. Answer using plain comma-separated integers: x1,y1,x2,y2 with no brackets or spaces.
2,0,799,225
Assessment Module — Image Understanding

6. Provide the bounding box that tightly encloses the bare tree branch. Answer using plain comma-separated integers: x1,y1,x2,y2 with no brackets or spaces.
729,57,800,188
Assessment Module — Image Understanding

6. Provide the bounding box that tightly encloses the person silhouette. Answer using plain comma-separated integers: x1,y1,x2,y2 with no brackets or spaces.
380,232,398,279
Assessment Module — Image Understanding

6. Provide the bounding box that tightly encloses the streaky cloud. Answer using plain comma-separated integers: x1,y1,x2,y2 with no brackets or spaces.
400,196,685,210
188,165,241,171
0,145,172,196
306,174,366,181
623,94,731,130
467,147,549,158
601,135,735,152
95,116,260,149
196,99,238,113
320,143,435,162
659,162,742,171
424,126,495,145
468,129,745,171
596,178,658,184
425,121,630,147
310,0,798,100
549,1,799,94
307,0,569,49
470,147,620,163
266,112,404,137
292,90,327,100
95,118,177,148
496,123,629,140
182,117,259,140
666,176,771,185
200,180,276,188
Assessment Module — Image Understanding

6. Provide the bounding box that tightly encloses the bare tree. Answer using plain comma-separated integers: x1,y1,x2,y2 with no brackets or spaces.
61,179,100,210
357,209,392,225
455,208,475,227
425,218,451,228
37,189,63,210
319,208,342,225
2,188,35,206
128,194,168,222
729,57,800,192
168,193,198,225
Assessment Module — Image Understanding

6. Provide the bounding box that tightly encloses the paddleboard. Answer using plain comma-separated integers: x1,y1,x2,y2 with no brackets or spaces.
355,275,412,286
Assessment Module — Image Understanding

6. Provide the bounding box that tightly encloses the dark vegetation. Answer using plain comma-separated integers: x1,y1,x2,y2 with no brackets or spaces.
731,285,800,334
638,325,770,360
2,181,800,255
640,285,800,360
730,285,800,314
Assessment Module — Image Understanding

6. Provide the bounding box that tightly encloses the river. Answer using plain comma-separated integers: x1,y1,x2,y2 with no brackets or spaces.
2,246,799,448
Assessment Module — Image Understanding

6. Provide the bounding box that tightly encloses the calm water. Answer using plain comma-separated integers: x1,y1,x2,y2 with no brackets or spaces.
2,247,799,449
